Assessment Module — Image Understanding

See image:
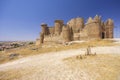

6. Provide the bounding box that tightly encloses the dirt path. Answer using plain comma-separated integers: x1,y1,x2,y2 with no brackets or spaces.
0,46,120,80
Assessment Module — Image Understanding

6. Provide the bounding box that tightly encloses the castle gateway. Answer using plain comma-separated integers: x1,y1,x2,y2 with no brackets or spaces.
36,15,114,45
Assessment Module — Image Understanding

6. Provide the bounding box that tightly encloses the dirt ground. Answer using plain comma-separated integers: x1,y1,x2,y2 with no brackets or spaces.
0,39,120,80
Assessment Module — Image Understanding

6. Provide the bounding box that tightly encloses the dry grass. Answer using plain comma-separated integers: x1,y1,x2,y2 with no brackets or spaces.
63,54,120,80
0,67,41,80
0,69,23,80
0,39,118,64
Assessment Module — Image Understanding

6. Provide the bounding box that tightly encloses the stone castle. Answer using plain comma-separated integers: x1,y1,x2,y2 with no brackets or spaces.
36,15,114,45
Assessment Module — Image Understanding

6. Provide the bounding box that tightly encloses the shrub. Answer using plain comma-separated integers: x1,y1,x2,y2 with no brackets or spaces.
29,42,34,45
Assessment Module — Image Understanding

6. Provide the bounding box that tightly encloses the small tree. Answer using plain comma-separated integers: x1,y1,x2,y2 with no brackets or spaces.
29,42,34,45
11,43,20,48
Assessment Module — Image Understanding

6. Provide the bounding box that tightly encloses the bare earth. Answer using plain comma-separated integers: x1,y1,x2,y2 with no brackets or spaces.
0,40,120,80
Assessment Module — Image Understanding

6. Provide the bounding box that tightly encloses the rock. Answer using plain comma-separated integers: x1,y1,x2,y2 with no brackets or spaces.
9,53,19,59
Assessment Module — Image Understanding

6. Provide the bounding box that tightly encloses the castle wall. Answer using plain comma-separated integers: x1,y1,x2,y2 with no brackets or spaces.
36,38,40,45
73,33,80,40
79,30,88,40
48,27,54,35
44,35,62,43
36,16,114,45
83,22,101,39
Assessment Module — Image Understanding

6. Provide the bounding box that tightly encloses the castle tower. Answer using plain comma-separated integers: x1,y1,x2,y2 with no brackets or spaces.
54,20,64,35
48,27,54,35
93,15,101,23
41,23,49,35
76,17,84,32
105,19,114,38
86,17,93,24
40,32,44,43
85,17,101,39
67,17,84,33
61,25,72,42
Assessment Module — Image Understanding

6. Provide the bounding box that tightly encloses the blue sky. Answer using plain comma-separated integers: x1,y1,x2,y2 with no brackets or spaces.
0,0,120,41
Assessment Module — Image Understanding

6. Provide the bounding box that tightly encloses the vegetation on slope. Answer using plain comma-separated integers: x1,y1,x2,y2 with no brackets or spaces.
0,39,118,64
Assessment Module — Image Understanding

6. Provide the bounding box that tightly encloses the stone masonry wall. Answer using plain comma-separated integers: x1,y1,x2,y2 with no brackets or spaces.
36,15,114,45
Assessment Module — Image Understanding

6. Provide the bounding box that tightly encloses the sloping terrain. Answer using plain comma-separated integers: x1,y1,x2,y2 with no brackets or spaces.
0,39,120,80
0,45,120,80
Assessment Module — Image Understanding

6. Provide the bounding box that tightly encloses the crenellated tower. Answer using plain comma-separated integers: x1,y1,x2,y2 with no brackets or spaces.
67,17,84,33
54,20,64,35
105,19,114,38
41,23,49,35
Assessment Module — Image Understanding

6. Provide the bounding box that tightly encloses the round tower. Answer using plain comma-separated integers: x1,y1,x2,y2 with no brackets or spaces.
67,17,84,33
54,20,64,35
105,19,114,38
62,25,71,42
40,32,44,43
85,17,101,39
41,23,49,35
76,17,84,32
93,15,101,23
86,17,93,24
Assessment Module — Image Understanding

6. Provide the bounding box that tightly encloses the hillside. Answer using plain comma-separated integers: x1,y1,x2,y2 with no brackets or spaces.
0,39,120,80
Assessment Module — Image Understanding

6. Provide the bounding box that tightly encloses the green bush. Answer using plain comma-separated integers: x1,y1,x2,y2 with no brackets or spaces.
11,43,20,48
29,42,34,45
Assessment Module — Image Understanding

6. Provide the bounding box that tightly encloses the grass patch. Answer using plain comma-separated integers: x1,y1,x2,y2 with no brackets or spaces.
0,67,42,80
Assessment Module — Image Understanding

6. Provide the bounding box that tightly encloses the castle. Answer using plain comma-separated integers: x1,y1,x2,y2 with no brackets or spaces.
36,15,114,45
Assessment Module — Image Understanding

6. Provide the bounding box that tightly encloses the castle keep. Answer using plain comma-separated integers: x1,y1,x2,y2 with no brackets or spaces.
36,15,114,45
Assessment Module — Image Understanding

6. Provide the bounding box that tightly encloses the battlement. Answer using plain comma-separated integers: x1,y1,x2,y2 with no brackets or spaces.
54,20,64,23
41,23,47,26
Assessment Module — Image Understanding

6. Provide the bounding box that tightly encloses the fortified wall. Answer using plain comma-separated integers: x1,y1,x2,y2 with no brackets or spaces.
36,15,114,45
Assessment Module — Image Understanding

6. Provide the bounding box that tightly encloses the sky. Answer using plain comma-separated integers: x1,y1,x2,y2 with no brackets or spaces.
0,0,120,41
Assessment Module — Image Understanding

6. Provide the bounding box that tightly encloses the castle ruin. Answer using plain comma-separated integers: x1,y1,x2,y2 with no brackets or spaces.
36,15,114,45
